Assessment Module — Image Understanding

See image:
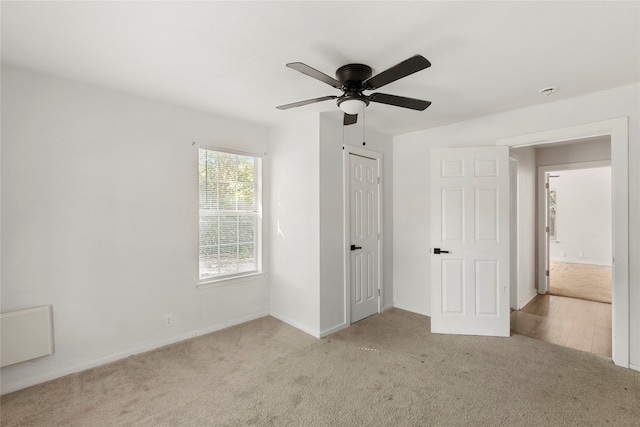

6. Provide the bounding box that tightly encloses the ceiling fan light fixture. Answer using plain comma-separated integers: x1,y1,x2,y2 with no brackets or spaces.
338,98,366,115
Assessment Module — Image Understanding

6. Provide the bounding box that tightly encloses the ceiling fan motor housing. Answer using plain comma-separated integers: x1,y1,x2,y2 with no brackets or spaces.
335,64,373,89
335,63,373,108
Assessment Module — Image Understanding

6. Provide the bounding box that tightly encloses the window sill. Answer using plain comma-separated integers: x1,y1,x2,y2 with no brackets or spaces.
197,271,266,290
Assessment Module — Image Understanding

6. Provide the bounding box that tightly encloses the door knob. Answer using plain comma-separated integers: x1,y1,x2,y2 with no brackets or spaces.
350,244,362,251
432,248,449,254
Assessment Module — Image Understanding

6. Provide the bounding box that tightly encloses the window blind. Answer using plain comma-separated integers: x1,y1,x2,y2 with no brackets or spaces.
199,148,261,281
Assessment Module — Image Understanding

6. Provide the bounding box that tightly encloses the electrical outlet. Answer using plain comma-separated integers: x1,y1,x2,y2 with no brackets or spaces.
164,314,173,328
561,250,566,257
578,251,584,258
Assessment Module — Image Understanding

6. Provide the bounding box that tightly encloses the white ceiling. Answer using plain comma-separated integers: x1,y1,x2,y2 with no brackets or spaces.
2,1,639,136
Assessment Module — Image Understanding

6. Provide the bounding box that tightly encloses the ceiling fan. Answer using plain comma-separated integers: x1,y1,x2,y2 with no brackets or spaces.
276,54,432,125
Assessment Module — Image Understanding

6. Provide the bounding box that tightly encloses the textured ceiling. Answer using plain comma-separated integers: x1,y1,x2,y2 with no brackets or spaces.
2,1,639,136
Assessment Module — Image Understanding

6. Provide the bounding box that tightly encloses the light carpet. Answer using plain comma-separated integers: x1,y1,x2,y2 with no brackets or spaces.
2,308,638,426
549,261,612,303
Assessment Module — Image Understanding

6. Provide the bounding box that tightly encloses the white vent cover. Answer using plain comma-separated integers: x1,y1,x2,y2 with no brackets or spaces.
1,305,54,367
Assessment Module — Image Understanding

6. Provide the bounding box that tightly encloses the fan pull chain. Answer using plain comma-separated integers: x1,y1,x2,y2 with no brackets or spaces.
362,107,366,146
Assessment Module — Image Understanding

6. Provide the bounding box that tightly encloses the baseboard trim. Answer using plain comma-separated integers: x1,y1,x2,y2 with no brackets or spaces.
269,311,320,338
1,311,270,395
518,289,538,310
319,322,349,338
393,304,430,317
630,363,640,372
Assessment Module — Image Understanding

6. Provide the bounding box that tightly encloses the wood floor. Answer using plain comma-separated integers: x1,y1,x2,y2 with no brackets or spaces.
511,294,611,358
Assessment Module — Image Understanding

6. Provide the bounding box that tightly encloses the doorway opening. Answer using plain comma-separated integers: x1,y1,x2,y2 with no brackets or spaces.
545,166,612,304
497,117,630,368
533,159,613,358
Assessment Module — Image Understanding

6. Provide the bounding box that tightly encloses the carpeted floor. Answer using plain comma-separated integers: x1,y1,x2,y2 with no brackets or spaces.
2,308,638,426
549,261,611,303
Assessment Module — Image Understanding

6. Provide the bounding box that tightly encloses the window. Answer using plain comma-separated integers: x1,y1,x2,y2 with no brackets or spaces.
199,147,261,282
548,188,557,240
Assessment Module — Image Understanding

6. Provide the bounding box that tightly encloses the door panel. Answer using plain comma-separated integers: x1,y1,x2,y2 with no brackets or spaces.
476,260,498,315
476,187,498,242
442,259,464,314
430,146,510,337
442,188,464,242
350,154,379,323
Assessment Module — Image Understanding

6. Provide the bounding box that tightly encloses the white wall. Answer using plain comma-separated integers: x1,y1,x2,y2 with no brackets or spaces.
536,137,611,166
269,113,393,337
268,115,321,336
1,65,271,393
318,115,346,334
393,83,639,367
549,167,612,265
510,147,537,309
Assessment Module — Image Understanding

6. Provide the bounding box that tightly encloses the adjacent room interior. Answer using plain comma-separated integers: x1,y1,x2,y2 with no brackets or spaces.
510,138,614,358
1,2,639,425
547,166,612,304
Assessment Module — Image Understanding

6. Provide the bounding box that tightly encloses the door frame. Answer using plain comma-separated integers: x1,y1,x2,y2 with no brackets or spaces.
537,160,611,295
509,156,519,310
497,117,629,369
343,145,383,324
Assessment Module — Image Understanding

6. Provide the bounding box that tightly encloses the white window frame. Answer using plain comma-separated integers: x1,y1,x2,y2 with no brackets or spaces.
198,146,263,287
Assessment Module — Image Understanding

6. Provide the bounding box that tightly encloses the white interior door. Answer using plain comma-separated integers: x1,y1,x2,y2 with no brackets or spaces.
543,173,553,293
430,146,510,337
536,170,554,295
349,153,379,323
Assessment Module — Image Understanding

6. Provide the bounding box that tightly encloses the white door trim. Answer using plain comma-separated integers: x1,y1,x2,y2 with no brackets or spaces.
537,160,612,295
497,117,629,368
343,145,383,324
509,156,519,310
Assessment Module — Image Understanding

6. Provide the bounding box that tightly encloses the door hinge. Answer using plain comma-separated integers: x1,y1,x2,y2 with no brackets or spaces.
378,289,380,296
377,176,380,184
546,226,549,233
545,270,549,277
545,183,549,189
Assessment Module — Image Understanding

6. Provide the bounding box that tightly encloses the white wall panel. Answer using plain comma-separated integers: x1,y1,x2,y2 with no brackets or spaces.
269,115,320,336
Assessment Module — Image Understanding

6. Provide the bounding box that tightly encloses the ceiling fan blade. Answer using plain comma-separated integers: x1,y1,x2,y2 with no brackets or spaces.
364,55,431,90
276,95,338,110
369,93,432,110
343,113,358,126
286,62,343,89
